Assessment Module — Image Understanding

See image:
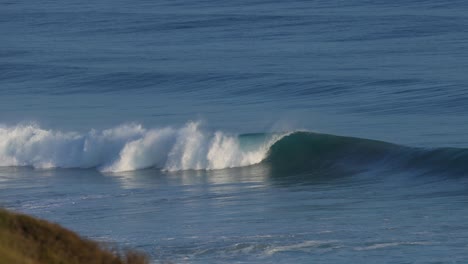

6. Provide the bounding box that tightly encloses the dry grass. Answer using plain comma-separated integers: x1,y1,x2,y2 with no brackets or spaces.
0,208,149,264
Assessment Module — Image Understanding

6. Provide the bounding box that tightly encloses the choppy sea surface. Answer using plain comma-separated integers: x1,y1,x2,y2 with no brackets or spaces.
1,0,468,263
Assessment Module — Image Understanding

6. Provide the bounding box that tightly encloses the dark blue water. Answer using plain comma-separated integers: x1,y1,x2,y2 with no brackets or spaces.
1,0,468,263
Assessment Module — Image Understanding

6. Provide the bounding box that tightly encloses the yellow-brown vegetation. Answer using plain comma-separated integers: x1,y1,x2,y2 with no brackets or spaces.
0,208,149,264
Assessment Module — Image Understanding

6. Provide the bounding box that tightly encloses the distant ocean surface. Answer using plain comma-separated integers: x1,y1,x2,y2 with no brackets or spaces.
1,0,468,263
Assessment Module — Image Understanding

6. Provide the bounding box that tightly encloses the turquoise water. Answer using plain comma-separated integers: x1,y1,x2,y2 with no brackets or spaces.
1,0,468,263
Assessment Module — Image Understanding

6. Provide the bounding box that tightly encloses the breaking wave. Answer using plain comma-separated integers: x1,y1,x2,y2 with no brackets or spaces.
0,122,283,172
1,122,467,175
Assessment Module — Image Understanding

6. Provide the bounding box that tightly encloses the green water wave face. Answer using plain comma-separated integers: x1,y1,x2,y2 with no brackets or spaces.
262,131,468,177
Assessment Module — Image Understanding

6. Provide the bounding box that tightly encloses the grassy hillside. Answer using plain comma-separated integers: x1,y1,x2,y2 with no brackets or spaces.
0,208,149,264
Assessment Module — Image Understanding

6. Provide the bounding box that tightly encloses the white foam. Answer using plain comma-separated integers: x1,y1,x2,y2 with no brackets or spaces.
264,240,339,255
0,122,284,172
353,241,431,251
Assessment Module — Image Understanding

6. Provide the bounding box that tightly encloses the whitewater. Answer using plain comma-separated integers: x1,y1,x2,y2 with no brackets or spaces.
0,122,284,172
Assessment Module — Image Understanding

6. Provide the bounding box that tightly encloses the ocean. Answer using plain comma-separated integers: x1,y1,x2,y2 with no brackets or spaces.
1,0,468,263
